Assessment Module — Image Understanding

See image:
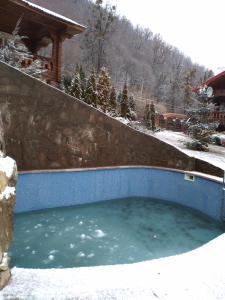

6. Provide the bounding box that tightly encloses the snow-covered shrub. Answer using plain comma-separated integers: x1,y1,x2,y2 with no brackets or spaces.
185,123,216,151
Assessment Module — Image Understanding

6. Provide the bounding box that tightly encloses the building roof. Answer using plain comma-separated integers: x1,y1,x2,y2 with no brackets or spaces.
205,70,225,89
20,0,85,32
0,0,86,42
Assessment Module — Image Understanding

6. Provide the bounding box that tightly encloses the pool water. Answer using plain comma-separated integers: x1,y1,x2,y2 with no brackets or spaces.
10,197,224,268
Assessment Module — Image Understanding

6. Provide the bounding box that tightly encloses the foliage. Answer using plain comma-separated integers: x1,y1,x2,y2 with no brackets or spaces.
144,102,156,130
69,71,82,99
97,67,111,111
128,94,137,120
78,65,86,99
33,0,213,114
185,100,217,151
62,74,72,93
185,123,216,151
120,81,129,118
129,94,136,112
84,0,116,72
183,68,196,110
85,69,98,107
109,86,117,114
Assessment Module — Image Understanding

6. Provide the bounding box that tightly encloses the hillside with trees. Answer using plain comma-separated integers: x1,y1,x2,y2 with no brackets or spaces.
31,0,213,116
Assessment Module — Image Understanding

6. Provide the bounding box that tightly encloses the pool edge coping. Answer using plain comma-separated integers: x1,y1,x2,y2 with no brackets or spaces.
18,166,223,184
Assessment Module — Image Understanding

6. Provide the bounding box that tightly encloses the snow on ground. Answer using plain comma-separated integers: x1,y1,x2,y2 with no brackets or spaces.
124,118,225,171
1,234,225,299
115,116,130,125
150,130,225,171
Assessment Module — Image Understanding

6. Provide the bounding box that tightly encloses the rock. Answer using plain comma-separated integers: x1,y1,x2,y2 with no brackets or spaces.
0,268,11,290
0,171,7,193
0,156,16,290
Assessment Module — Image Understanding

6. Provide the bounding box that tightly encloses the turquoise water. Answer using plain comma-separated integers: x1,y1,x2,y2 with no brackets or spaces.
10,197,224,268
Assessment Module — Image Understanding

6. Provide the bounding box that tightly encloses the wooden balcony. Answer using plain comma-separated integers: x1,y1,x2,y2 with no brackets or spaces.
21,55,54,84
209,111,225,124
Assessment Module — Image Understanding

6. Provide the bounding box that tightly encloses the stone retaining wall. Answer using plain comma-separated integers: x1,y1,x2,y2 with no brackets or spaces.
0,61,223,177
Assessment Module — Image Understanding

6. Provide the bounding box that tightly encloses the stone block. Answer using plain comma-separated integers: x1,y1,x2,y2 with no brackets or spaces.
0,171,7,193
0,268,11,290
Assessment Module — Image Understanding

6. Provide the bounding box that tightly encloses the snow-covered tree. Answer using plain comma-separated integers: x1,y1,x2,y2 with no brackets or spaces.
109,86,117,114
79,65,86,99
120,81,129,118
185,93,216,151
128,94,137,120
85,69,98,107
62,74,72,94
144,102,156,130
97,67,111,111
69,71,82,99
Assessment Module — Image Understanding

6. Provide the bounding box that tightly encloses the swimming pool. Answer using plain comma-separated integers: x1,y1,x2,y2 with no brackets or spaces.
11,196,224,268
12,166,225,268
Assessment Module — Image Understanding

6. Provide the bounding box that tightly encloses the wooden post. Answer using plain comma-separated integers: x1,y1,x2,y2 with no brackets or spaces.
50,31,62,86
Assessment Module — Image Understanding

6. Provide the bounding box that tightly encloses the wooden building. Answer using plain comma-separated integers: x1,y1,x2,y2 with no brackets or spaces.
203,71,225,125
0,0,85,85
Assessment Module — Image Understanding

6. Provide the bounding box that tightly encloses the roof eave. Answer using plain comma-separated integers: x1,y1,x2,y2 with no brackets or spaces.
9,0,86,38
205,70,225,87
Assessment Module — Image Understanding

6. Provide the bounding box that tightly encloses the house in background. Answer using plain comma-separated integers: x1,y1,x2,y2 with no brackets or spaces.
0,0,85,85
202,71,225,125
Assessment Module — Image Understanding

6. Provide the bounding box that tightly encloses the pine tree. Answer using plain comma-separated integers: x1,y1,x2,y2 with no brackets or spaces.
144,102,156,130
144,103,151,129
128,94,137,120
185,97,216,151
117,92,122,104
62,74,72,94
69,71,82,99
79,65,86,99
109,86,117,113
85,69,98,107
149,102,156,130
97,67,111,112
129,94,136,112
120,81,129,118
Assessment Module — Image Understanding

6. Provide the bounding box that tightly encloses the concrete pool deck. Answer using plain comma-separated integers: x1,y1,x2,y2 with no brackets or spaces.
1,233,225,299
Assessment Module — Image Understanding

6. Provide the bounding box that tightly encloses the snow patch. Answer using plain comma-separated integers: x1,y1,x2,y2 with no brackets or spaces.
0,155,16,178
151,130,225,171
0,186,15,201
115,117,130,125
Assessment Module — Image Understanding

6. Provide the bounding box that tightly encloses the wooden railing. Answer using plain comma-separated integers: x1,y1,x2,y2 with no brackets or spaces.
209,112,225,125
21,55,54,84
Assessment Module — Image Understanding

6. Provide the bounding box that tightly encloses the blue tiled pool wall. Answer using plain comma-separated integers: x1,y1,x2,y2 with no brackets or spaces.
16,168,224,221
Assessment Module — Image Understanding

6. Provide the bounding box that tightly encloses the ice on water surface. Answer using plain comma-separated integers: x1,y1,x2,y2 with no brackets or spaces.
10,197,224,268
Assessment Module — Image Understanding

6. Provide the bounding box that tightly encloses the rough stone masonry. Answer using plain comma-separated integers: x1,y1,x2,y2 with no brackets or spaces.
0,156,17,290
